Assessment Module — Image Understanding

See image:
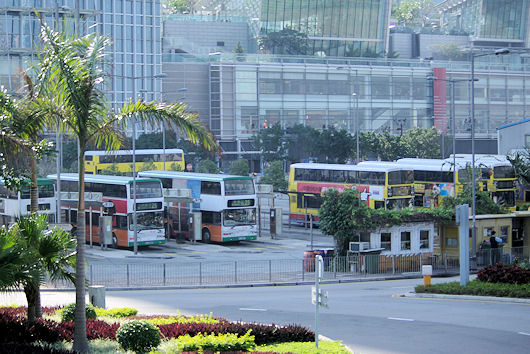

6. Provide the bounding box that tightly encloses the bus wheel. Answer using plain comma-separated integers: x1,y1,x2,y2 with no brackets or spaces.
202,228,211,243
111,234,118,248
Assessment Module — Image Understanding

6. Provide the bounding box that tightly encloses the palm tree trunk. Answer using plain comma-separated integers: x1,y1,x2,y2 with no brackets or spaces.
24,283,38,323
29,153,43,319
30,154,38,214
72,140,89,353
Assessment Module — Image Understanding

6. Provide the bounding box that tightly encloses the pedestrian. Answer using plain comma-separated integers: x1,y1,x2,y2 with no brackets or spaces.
489,230,500,265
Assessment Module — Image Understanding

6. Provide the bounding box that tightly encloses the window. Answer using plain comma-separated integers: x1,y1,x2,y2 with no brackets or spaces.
525,135,530,148
400,231,411,251
223,208,255,226
381,232,391,251
201,181,221,195
216,41,225,47
202,211,221,225
224,179,254,195
420,230,430,249
446,237,458,248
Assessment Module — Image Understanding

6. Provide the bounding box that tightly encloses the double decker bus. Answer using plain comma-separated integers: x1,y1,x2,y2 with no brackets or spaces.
137,171,258,243
0,178,56,225
288,163,414,225
47,174,165,248
450,154,516,209
361,160,455,208
84,148,185,174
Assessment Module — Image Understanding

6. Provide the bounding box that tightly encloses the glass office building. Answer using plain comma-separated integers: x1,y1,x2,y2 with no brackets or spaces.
0,0,162,110
438,0,528,46
163,52,530,167
260,0,391,57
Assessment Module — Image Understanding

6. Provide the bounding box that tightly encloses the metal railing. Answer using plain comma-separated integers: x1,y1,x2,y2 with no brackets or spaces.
45,247,529,289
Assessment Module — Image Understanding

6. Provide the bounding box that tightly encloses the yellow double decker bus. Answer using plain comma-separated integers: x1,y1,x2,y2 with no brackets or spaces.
288,163,414,225
84,149,185,174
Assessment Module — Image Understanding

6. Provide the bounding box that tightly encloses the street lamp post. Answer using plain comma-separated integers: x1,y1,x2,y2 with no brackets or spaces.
123,72,167,255
470,48,510,256
427,75,477,197
352,93,359,163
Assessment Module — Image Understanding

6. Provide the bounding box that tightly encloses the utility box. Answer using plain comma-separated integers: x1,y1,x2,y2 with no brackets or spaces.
189,212,202,241
88,285,105,308
99,216,113,245
270,208,282,237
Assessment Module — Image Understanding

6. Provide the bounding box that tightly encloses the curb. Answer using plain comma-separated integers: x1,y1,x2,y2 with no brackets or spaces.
400,292,530,303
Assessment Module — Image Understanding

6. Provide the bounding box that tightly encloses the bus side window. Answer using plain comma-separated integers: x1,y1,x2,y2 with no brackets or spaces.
213,212,221,225
116,215,127,229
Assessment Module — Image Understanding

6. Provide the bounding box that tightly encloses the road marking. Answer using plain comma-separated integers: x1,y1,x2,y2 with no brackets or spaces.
388,317,414,322
518,332,530,336
240,308,267,312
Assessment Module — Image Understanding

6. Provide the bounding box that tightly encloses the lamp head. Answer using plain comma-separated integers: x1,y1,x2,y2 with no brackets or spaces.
494,48,510,55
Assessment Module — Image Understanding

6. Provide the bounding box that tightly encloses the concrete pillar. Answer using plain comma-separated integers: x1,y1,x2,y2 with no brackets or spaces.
88,285,105,309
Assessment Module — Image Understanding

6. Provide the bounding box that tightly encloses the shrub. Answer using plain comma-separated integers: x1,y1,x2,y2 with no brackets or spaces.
146,314,219,325
157,321,313,345
60,303,97,322
116,320,161,353
162,330,255,352
0,342,73,354
415,280,530,298
477,263,530,284
95,307,138,318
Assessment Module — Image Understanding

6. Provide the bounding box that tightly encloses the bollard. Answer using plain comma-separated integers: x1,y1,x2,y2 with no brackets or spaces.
422,265,432,287
88,285,106,309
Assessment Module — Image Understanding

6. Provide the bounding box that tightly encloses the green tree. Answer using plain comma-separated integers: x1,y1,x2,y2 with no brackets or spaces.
392,0,435,27
319,189,375,255
100,163,124,176
35,23,218,352
259,161,287,192
508,148,530,187
441,186,509,215
252,123,288,163
163,0,192,14
0,226,32,291
360,130,404,161
316,127,354,163
197,159,219,174
258,26,309,55
286,124,320,162
137,160,157,172
12,214,76,322
233,41,244,54
229,159,249,176
169,161,183,171
400,127,441,158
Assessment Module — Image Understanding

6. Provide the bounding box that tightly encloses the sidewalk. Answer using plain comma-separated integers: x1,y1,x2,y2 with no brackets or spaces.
84,227,335,262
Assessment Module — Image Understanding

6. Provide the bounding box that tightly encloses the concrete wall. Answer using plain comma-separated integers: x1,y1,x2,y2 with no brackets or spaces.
419,34,469,59
390,32,414,59
163,20,249,55
369,221,435,255
162,62,211,127
497,120,530,155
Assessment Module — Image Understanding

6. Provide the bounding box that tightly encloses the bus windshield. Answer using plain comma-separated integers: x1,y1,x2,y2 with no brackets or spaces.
223,208,256,226
224,179,255,196
129,211,164,230
388,170,413,185
494,166,515,179
134,181,162,199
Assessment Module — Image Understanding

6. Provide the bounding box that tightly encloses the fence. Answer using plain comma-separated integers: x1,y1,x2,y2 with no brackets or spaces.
45,247,528,289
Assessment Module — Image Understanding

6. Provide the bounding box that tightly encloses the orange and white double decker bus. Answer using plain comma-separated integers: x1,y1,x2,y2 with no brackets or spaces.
288,163,414,225
138,171,258,243
47,174,166,248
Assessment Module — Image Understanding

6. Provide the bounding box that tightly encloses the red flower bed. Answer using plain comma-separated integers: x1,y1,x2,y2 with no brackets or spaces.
477,263,530,284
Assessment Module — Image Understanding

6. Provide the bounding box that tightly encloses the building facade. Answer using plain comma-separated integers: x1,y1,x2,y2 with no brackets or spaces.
162,52,530,170
0,0,162,112
497,118,530,155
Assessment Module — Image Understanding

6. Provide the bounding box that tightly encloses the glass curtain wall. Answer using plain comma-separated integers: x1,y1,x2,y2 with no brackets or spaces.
260,0,389,57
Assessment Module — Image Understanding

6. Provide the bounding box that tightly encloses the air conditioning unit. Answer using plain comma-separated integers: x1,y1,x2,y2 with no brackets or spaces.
349,242,370,252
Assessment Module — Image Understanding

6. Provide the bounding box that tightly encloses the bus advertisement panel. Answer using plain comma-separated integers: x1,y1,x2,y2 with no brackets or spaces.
138,171,258,243
47,174,165,248
0,178,56,225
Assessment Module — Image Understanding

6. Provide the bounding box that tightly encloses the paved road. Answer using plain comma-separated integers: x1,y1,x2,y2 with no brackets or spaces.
3,277,529,354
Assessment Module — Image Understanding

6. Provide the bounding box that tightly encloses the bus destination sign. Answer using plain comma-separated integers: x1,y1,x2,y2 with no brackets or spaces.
135,202,162,211
227,199,255,208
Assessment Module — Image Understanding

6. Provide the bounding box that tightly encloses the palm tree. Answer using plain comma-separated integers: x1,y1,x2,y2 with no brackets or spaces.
12,214,76,322
0,226,32,290
35,23,219,352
